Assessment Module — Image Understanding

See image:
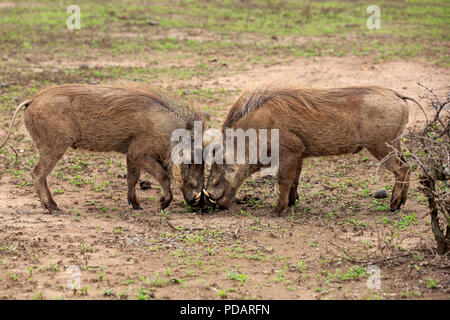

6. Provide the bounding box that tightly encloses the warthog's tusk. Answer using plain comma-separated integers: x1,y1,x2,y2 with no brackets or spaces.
192,193,201,205
203,189,216,205
203,189,211,198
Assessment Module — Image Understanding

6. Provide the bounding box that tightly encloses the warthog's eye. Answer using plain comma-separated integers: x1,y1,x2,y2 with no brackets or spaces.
225,164,236,173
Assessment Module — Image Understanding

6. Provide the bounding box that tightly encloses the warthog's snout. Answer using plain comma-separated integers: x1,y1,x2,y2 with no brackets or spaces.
185,191,203,208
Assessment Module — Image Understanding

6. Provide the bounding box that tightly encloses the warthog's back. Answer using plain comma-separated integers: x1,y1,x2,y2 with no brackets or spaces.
24,85,189,154
227,85,409,157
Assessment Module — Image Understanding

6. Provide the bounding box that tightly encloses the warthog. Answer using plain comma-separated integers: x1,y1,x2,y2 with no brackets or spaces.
0,84,205,213
204,85,426,215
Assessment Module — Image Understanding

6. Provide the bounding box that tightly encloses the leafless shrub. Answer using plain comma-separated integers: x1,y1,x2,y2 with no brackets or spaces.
387,83,449,254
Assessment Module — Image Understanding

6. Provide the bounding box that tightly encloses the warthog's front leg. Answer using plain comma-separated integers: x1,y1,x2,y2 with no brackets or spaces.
273,136,305,216
274,158,301,216
128,140,173,211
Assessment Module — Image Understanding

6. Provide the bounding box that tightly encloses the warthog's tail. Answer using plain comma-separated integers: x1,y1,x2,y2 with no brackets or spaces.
395,92,429,123
0,99,33,149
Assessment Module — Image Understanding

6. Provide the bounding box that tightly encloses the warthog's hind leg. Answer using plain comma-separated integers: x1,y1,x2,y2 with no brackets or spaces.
288,159,303,206
126,156,143,210
32,143,69,213
368,143,410,211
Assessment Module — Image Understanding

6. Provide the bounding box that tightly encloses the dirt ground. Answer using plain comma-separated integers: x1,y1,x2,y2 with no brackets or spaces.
0,1,449,300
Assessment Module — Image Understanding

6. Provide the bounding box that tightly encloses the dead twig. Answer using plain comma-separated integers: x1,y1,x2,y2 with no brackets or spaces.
165,218,180,231
233,226,240,239
9,146,19,166
328,241,412,265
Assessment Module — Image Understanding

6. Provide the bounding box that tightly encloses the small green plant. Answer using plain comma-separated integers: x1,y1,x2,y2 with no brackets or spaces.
425,278,439,289
77,286,89,296
54,188,64,195
269,265,290,284
392,213,419,230
80,243,93,253
28,267,35,284
119,290,129,300
297,259,307,277
308,240,318,248
361,188,371,197
227,271,247,285
33,291,45,300
373,199,390,212
103,288,115,296
217,289,227,299
98,270,104,282
8,272,20,281
136,288,152,300
331,265,366,282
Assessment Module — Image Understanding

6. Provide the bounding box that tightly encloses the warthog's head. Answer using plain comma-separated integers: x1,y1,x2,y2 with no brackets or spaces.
179,161,204,207
170,111,207,208
204,162,237,209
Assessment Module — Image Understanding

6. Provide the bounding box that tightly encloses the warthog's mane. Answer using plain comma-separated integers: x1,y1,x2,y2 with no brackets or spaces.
32,84,202,129
224,84,390,128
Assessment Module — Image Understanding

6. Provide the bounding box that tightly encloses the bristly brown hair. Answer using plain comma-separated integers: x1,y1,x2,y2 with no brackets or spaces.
223,83,406,129
113,82,206,129
29,83,204,130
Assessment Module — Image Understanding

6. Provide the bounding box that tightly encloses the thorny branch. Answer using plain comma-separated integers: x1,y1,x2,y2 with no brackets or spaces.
377,83,449,254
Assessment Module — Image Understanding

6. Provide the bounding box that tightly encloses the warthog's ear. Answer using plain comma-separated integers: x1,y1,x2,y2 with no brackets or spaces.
171,128,192,144
170,129,193,165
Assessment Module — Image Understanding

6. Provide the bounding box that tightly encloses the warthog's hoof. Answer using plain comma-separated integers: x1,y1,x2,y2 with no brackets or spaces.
128,199,143,210
272,205,287,217
159,194,173,210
